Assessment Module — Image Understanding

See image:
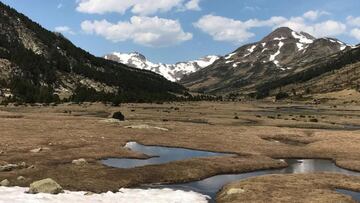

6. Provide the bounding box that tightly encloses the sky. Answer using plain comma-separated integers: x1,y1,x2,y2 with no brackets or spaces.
1,0,360,63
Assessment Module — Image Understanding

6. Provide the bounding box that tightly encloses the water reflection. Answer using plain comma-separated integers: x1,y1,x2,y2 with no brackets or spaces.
102,142,232,169
336,189,360,202
102,142,360,201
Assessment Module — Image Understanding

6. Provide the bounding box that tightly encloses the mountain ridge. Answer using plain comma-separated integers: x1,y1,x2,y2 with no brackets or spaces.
104,52,220,82
180,27,354,98
0,2,186,103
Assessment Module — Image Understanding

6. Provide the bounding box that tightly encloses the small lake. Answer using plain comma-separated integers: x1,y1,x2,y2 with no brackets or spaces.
102,142,360,202
102,142,232,169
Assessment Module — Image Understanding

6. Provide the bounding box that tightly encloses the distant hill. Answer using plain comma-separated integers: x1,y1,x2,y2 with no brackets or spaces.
0,2,186,103
181,27,358,99
104,52,219,82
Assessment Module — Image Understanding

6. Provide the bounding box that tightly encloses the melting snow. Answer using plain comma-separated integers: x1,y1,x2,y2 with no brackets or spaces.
244,45,257,57
273,36,286,41
0,187,209,203
292,31,314,44
225,53,236,60
296,43,304,51
232,62,240,68
269,41,284,67
225,60,234,64
262,43,266,47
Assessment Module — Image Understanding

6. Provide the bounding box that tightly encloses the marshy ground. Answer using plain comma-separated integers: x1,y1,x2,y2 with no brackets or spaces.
0,101,359,202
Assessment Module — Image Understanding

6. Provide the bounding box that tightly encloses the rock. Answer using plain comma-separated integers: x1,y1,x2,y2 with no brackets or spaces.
112,112,125,121
84,192,94,196
28,178,63,194
0,163,21,172
0,179,10,186
30,147,50,153
226,188,245,195
17,176,25,181
30,148,42,153
72,158,88,165
125,124,168,131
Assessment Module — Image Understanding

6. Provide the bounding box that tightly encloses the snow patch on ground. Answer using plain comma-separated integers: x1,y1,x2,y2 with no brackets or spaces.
0,187,210,203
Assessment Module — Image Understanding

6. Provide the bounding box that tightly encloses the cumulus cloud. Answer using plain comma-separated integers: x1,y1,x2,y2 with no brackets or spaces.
185,0,201,11
350,28,360,40
76,0,201,15
194,15,254,44
81,16,192,47
303,10,329,21
347,16,360,27
54,26,75,35
195,11,347,44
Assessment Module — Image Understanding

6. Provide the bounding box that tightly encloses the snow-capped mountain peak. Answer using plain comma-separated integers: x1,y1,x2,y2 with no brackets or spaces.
221,27,352,70
105,53,219,82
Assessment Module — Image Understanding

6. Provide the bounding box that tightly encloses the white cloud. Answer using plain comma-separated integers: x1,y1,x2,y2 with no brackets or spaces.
195,11,347,44
185,0,201,11
303,10,329,21
76,0,201,15
81,16,192,47
194,15,254,44
54,26,75,35
57,3,63,9
277,18,346,37
347,16,360,27
350,28,360,40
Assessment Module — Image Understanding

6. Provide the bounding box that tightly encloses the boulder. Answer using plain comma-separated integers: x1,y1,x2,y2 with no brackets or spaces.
30,148,42,153
17,176,25,181
0,179,10,186
0,162,25,172
72,158,88,165
28,178,63,194
112,112,125,121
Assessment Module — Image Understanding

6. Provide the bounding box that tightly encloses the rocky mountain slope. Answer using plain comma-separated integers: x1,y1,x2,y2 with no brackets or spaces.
104,52,219,82
181,27,354,98
0,2,186,103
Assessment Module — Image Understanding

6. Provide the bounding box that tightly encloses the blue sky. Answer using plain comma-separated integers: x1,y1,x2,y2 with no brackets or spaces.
1,0,360,63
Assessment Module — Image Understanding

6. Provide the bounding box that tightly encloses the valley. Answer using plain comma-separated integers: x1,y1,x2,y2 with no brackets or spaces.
0,101,360,202
0,1,360,202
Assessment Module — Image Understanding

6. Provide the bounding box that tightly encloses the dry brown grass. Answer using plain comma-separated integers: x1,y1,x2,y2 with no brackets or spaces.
0,101,359,201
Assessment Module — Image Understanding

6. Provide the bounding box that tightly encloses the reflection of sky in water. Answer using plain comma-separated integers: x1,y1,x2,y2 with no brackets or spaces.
336,189,360,202
103,142,231,169
102,142,360,201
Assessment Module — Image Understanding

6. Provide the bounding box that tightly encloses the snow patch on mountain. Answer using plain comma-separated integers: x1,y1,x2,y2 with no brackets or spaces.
105,52,219,82
292,31,314,44
269,41,284,66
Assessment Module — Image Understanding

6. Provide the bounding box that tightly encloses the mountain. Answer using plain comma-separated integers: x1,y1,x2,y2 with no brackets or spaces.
181,27,354,98
0,2,186,103
104,52,219,82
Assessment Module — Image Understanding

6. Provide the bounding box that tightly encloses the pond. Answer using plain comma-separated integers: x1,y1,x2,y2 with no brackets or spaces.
102,142,233,169
102,142,360,202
